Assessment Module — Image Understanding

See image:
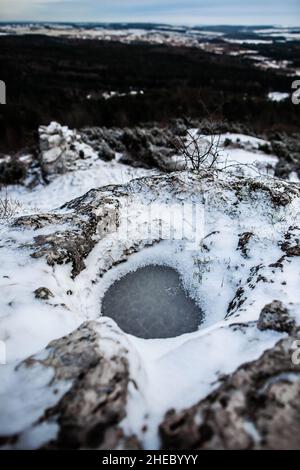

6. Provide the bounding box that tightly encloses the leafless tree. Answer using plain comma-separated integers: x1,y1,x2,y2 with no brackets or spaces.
0,188,21,219
173,128,221,173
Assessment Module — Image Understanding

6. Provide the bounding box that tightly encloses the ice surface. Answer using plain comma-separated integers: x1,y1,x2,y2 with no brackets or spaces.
102,265,203,339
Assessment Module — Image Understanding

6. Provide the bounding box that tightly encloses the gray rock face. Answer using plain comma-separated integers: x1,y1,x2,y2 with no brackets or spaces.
1,321,140,450
38,122,99,179
257,300,296,334
43,322,133,449
34,287,54,300
237,232,254,258
39,122,78,177
14,192,120,278
160,331,300,450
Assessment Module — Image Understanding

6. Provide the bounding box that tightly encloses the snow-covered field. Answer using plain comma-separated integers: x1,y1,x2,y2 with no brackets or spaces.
0,123,299,449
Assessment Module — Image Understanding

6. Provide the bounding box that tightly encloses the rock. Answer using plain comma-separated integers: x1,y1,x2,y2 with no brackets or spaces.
17,193,120,278
43,323,131,449
34,287,54,300
0,321,140,450
286,245,300,257
39,122,97,178
237,232,254,258
11,172,300,284
160,332,300,450
257,300,295,334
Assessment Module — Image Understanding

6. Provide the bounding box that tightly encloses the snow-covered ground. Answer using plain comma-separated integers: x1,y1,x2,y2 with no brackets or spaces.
0,127,279,215
2,160,154,215
0,123,299,449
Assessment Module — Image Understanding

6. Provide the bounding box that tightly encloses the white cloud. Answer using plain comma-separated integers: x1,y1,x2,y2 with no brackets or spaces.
0,1,56,20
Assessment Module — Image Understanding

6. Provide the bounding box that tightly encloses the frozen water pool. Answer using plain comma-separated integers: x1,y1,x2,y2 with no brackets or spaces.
101,265,204,339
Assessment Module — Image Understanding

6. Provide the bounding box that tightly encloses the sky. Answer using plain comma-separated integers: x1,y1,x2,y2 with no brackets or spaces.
0,0,299,26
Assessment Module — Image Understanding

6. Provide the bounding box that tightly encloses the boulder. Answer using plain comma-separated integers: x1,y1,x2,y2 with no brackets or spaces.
160,332,300,450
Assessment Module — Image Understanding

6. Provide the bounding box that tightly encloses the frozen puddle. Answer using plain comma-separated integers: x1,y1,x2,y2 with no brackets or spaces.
101,265,204,339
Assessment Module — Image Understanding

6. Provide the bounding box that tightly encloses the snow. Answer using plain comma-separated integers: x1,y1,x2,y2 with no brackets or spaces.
123,323,283,449
0,124,299,449
289,172,300,183
268,92,290,102
185,131,278,177
1,158,156,215
254,28,300,41
225,39,273,45
0,360,70,437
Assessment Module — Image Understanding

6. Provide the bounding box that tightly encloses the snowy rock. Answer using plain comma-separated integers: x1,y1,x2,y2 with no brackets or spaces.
0,321,140,450
257,300,296,333
16,193,120,278
160,332,300,450
237,232,254,258
39,122,99,178
34,287,54,301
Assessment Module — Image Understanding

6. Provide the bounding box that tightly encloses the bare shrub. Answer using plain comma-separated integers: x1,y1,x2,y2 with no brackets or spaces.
0,189,22,220
172,117,221,173
0,159,27,185
173,131,221,172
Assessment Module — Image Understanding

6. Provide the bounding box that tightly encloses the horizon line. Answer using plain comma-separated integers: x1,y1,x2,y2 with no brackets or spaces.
0,21,299,28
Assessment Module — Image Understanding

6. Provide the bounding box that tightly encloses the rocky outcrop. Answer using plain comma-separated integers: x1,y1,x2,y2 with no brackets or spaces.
37,121,185,178
34,287,54,300
0,321,140,450
257,300,296,334
160,331,300,450
14,192,121,277
39,122,99,179
11,171,299,281
1,168,300,450
237,232,254,258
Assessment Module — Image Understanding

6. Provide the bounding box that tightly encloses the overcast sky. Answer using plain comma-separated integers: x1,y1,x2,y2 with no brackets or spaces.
0,0,299,26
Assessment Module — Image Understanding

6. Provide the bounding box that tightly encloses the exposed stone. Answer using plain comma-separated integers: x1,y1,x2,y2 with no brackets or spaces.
11,172,300,284
286,245,300,257
43,326,130,449
237,232,254,257
2,321,140,450
38,122,96,179
257,300,296,334
16,193,120,278
160,332,300,450
34,287,54,300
